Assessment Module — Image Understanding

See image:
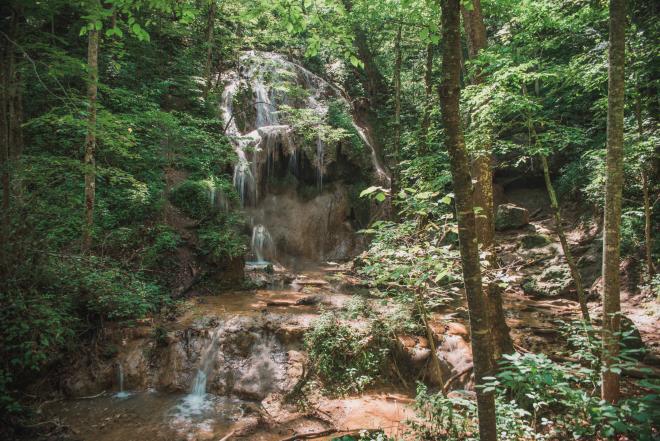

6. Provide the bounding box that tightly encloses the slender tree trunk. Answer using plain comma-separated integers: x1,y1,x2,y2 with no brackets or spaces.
419,43,434,155
440,1,497,439
540,155,591,322
203,0,217,98
1,7,22,252
394,24,402,166
642,170,654,279
636,95,655,280
82,29,99,253
602,0,626,404
1,35,9,248
461,0,513,361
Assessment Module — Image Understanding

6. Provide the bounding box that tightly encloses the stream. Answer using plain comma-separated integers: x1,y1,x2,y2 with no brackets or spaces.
43,265,414,441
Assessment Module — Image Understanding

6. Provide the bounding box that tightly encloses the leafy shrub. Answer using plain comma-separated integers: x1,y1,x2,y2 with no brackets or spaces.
304,313,391,394
80,265,165,320
169,179,216,219
0,289,77,414
197,212,247,262
143,225,181,268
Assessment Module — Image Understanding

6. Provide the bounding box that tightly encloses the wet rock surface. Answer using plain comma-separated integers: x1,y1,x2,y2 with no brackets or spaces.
42,195,660,441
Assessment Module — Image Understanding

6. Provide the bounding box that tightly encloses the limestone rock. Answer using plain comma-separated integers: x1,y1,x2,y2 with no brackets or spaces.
495,203,530,230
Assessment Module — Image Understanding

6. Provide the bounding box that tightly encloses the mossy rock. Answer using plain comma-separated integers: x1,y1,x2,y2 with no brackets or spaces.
522,265,574,298
495,203,530,231
520,233,552,249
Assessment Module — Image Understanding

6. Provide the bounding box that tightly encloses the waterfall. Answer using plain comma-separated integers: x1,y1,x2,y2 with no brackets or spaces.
181,328,222,415
316,135,324,191
114,362,130,399
251,224,274,263
220,51,389,207
208,184,216,208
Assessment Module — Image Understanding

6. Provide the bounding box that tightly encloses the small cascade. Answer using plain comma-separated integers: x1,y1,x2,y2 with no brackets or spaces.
114,362,130,399
209,186,216,207
251,224,274,263
180,328,222,415
316,135,324,191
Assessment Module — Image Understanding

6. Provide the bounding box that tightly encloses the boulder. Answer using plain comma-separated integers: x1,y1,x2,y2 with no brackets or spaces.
521,264,574,298
520,233,552,249
495,204,530,231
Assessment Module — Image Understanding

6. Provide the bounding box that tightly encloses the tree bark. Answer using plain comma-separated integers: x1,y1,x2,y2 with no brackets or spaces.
203,0,217,98
601,0,626,404
82,29,99,253
540,154,591,322
439,0,497,439
461,0,513,361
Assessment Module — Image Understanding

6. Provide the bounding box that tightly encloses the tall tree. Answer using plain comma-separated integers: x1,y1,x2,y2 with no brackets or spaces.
601,0,626,404
419,42,434,155
202,0,217,98
439,0,497,439
461,0,513,360
82,26,99,253
393,23,402,166
1,4,24,252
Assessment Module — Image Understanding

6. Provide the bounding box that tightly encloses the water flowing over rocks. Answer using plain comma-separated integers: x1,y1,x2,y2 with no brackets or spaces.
222,51,384,264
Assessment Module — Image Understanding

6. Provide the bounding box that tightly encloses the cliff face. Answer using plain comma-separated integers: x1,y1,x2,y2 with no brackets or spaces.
221,51,382,264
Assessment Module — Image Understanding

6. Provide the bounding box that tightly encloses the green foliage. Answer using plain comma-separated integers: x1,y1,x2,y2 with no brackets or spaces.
356,219,459,310
304,313,391,394
198,213,247,262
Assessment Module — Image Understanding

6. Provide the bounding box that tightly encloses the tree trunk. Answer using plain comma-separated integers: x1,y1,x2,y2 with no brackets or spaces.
1,38,9,250
341,0,390,183
540,154,591,322
1,6,23,251
439,1,497,439
461,0,513,361
642,170,654,279
82,29,99,253
419,43,434,155
636,94,655,280
601,0,626,404
203,0,217,98
394,24,402,166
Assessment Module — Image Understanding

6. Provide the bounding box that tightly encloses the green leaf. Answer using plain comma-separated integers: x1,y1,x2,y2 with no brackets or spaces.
360,186,380,198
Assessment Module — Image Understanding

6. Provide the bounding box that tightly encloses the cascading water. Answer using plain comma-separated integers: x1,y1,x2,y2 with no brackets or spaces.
114,362,130,399
220,51,387,263
221,51,384,207
251,224,274,263
179,328,222,415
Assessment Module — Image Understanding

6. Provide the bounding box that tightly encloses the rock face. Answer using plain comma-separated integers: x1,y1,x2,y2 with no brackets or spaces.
495,203,530,231
63,314,306,402
221,51,386,264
